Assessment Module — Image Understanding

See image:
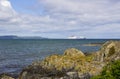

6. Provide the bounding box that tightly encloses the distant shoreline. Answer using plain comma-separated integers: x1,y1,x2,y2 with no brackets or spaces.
83,43,103,46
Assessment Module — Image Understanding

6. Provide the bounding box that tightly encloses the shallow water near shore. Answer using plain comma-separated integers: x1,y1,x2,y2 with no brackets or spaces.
0,39,120,76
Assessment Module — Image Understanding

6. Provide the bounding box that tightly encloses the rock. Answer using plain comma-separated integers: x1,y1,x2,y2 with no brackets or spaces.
19,71,28,79
78,73,91,79
18,41,120,79
40,77,54,79
19,64,67,79
0,74,15,79
19,72,42,79
19,48,86,79
83,43,103,46
39,48,86,72
94,41,120,62
64,48,85,57
61,72,91,79
66,72,79,79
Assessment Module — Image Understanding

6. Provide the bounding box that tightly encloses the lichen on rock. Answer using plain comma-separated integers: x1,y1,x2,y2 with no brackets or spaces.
19,41,120,79
64,48,85,57
0,74,14,79
94,41,120,62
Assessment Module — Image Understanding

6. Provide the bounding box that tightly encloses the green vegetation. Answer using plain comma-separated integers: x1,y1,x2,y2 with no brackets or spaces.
91,60,120,79
108,46,115,57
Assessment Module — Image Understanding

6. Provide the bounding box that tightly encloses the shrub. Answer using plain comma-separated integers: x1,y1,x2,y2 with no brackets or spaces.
91,60,120,79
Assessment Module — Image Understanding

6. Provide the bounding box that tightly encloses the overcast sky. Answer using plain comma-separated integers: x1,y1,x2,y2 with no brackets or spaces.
0,0,120,38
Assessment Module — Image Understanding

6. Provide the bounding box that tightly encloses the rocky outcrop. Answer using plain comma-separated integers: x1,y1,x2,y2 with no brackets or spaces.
0,74,15,79
64,48,85,57
94,41,120,62
19,64,68,79
19,48,98,79
15,41,120,79
83,43,103,46
19,48,90,79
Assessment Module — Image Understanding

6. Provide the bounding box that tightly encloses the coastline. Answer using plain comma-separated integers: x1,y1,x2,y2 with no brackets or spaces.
82,43,103,46
0,40,120,79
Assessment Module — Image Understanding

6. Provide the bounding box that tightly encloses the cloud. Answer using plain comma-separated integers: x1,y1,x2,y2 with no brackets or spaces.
38,0,120,38
0,0,120,38
0,0,16,18
39,0,120,23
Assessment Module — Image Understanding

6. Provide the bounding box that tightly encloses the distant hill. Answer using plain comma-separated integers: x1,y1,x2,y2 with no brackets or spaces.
19,36,48,39
0,35,47,39
0,35,18,39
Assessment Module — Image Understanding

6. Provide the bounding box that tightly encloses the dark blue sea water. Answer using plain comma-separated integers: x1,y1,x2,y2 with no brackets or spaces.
0,39,119,75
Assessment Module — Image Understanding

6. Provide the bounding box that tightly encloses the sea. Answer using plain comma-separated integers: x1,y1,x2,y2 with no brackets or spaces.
0,39,119,76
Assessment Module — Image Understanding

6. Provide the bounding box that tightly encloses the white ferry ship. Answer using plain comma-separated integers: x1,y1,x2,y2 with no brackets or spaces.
68,36,86,39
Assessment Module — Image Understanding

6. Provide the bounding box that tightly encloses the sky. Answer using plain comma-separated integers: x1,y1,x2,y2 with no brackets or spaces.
0,0,120,39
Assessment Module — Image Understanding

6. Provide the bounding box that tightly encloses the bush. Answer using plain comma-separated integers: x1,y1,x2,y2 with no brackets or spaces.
91,60,120,79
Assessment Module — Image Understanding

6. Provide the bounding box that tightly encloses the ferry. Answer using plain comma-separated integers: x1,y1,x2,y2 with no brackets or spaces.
68,36,86,39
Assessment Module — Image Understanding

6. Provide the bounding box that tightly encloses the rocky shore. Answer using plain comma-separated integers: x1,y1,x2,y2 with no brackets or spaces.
82,43,103,46
0,41,120,79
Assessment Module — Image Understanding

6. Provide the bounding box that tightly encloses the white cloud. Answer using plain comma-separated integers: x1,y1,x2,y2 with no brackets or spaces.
0,0,16,18
39,0,120,24
37,0,120,38
0,0,120,38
